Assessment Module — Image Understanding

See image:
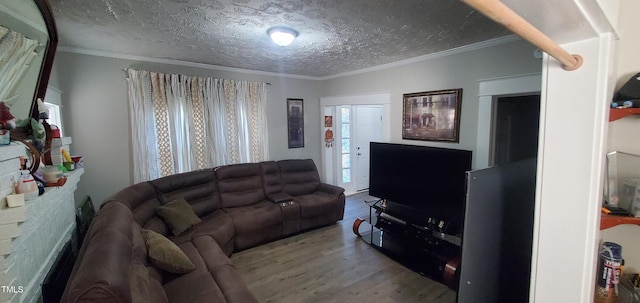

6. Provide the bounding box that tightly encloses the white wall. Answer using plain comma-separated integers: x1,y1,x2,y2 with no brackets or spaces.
320,39,542,167
52,53,321,206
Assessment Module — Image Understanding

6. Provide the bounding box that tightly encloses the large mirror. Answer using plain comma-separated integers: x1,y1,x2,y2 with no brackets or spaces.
0,0,58,126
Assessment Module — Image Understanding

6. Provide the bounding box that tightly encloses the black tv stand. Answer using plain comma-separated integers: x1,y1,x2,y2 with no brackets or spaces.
353,199,462,289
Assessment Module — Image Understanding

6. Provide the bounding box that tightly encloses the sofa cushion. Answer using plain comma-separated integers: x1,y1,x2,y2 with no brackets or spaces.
155,197,202,236
130,262,150,302
259,161,283,195
147,271,169,303
278,159,321,196
210,265,259,303
131,260,169,303
163,271,228,303
162,235,235,285
224,201,283,249
143,217,170,236
169,210,236,256
142,229,196,274
163,265,258,303
131,221,148,265
174,236,233,274
190,236,233,270
294,192,339,218
224,201,282,234
104,182,163,226
151,169,222,216
87,201,133,242
104,182,170,236
215,163,266,208
130,224,164,284
63,229,133,302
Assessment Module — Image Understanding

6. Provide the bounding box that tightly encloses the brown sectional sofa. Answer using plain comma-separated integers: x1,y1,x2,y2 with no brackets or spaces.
62,159,345,303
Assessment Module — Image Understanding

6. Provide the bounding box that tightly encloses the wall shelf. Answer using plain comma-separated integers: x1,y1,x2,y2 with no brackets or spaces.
600,213,640,230
603,109,640,226
609,108,640,122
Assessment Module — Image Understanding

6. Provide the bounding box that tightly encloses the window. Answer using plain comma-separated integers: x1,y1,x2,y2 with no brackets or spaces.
44,102,63,137
340,107,351,184
126,69,269,182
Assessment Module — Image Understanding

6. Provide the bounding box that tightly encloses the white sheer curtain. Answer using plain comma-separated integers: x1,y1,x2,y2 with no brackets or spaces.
127,69,269,182
0,25,40,103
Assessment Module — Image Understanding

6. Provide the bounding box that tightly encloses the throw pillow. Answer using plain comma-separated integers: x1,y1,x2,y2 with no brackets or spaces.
141,229,196,274
155,197,201,236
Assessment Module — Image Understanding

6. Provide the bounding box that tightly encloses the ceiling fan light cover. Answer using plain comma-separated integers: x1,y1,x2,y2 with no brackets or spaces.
268,27,298,46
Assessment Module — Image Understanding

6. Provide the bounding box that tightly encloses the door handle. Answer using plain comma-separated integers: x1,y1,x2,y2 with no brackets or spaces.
357,153,362,156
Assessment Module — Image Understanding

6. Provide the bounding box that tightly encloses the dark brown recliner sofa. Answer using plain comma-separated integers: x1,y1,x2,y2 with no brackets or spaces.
62,159,345,303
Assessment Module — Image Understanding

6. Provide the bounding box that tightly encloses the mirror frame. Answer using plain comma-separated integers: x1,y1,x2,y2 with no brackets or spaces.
28,0,58,120
7,0,58,173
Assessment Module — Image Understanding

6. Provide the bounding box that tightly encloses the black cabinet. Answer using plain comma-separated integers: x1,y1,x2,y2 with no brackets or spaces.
353,158,537,301
359,200,462,289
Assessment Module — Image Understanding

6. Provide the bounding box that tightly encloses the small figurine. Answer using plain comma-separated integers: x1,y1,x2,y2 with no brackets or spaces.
37,98,49,119
0,102,16,129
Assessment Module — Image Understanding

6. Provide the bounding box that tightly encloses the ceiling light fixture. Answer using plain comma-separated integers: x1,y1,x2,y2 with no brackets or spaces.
268,27,298,47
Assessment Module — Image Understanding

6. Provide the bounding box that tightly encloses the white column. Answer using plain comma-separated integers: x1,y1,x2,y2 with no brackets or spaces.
531,34,614,302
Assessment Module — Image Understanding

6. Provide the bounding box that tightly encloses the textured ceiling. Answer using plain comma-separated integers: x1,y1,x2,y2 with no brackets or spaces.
50,0,512,78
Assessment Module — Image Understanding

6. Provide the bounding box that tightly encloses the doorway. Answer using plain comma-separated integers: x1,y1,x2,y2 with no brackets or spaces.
320,92,390,194
335,105,383,193
474,73,541,169
490,94,541,166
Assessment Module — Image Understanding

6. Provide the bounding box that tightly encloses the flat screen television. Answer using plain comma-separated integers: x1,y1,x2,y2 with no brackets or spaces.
369,142,472,233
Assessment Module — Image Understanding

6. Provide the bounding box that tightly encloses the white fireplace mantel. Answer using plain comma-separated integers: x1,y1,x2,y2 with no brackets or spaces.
0,142,82,303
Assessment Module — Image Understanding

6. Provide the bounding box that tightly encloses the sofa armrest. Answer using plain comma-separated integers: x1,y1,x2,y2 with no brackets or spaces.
317,183,345,196
266,192,294,203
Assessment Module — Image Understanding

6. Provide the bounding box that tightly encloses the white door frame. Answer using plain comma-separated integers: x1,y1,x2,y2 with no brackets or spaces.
320,92,391,190
475,73,542,169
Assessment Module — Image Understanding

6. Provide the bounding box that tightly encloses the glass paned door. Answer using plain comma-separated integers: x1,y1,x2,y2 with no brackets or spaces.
340,107,352,185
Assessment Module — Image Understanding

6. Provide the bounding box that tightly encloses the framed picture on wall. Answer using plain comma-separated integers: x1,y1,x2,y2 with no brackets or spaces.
287,98,304,148
402,88,463,142
324,115,332,127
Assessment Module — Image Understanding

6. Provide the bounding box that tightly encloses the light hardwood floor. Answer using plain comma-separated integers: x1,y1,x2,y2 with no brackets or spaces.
230,192,457,303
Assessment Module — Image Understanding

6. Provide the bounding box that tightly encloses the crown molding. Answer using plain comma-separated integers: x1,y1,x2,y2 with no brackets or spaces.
319,35,521,80
56,46,321,80
57,35,520,81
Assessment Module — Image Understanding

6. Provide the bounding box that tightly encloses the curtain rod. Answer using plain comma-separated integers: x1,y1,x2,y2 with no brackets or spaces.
461,0,583,71
123,68,273,85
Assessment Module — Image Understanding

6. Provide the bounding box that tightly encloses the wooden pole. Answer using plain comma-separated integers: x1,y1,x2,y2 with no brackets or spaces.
461,0,583,71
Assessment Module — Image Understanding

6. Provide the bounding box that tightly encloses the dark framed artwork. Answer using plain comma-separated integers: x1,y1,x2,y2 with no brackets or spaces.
287,98,304,148
402,88,463,142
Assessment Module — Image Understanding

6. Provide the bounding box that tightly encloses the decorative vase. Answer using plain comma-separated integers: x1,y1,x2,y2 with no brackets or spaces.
16,170,38,201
